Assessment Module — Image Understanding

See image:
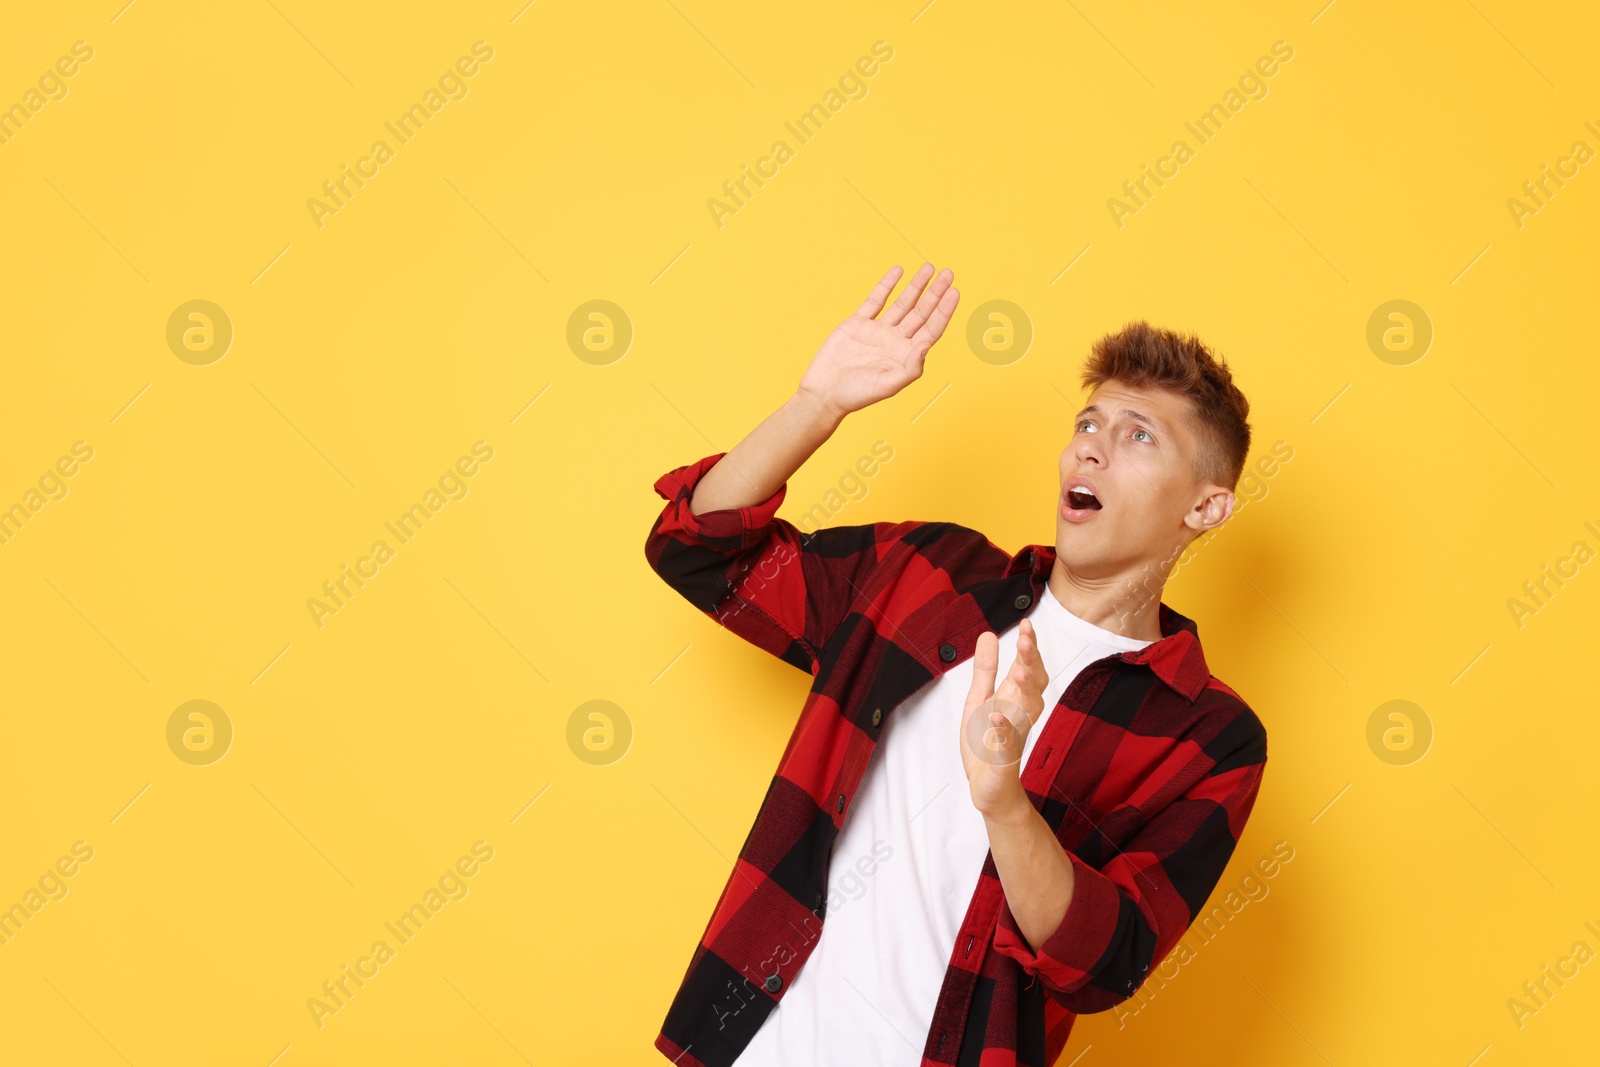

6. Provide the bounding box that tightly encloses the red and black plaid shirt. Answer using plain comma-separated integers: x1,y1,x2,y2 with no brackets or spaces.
646,450,1268,1067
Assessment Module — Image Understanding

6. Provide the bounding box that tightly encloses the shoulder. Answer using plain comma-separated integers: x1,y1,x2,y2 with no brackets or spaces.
897,521,1017,579
804,519,1013,578
1192,676,1268,770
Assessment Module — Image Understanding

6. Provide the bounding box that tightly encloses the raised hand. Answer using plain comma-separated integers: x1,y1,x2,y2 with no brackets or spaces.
797,263,960,421
959,618,1049,817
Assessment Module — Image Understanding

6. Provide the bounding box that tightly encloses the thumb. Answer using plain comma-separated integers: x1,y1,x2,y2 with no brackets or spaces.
965,631,998,712
911,340,931,368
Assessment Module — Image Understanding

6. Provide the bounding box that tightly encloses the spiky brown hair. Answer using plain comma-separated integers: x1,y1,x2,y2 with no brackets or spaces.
1079,321,1253,491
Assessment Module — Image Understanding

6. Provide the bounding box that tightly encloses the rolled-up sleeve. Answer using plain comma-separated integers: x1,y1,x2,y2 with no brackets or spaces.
991,720,1267,1014
645,450,904,676
649,452,792,560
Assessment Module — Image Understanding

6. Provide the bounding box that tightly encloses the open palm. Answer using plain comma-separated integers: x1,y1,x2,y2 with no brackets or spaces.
959,618,1049,816
798,264,960,419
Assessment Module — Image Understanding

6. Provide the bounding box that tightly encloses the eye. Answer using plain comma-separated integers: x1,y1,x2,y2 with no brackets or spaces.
1133,428,1153,443
1076,418,1095,432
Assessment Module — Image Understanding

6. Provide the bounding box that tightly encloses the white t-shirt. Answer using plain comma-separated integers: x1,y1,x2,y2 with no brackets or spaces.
734,579,1156,1065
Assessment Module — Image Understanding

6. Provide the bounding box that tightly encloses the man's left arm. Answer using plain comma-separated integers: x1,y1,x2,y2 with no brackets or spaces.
960,618,1268,1013
985,721,1267,1013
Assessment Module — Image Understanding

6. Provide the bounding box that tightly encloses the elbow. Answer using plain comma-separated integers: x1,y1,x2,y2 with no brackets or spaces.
646,532,738,616
644,521,676,582
1041,964,1154,1016
993,856,1166,1015
1038,897,1163,1014
643,518,679,588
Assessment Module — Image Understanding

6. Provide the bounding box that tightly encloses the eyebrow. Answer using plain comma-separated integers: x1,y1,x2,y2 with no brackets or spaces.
1074,404,1169,436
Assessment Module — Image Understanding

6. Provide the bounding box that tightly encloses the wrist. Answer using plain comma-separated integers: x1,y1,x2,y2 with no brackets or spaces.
791,387,847,429
979,783,1035,828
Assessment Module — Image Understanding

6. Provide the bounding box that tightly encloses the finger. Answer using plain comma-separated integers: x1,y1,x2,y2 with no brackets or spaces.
854,265,904,319
1016,618,1046,686
880,262,934,327
1000,620,1048,719
909,285,961,347
996,626,1028,701
898,267,953,336
964,630,999,712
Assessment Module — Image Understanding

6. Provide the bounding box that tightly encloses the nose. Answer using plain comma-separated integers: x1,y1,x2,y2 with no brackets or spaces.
1073,432,1106,469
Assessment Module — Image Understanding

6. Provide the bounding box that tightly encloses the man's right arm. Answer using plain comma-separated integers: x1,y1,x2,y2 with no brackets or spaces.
645,263,961,673
686,389,844,519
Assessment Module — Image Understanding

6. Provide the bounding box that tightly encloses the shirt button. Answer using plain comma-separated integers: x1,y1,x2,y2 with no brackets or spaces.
939,642,957,662
871,707,882,727
836,793,846,813
765,973,782,993
1014,594,1032,610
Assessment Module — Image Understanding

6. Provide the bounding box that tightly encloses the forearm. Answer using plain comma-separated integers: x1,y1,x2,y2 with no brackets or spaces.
983,789,1076,954
689,389,843,516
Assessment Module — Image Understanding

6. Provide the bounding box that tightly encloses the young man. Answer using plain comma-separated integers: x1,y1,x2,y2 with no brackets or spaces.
646,264,1268,1067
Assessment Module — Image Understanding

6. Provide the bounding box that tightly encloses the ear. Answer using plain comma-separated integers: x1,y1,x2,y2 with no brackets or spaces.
1186,487,1234,532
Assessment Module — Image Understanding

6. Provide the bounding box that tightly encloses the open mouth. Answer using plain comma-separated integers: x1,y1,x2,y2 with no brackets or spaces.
1065,488,1102,511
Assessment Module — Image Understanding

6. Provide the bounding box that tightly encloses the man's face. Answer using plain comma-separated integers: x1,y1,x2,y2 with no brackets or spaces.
1056,380,1234,585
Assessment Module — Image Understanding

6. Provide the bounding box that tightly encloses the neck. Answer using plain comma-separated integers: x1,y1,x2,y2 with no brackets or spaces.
1046,556,1169,642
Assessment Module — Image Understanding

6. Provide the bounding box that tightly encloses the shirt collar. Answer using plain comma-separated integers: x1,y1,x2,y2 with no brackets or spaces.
1007,542,1212,703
